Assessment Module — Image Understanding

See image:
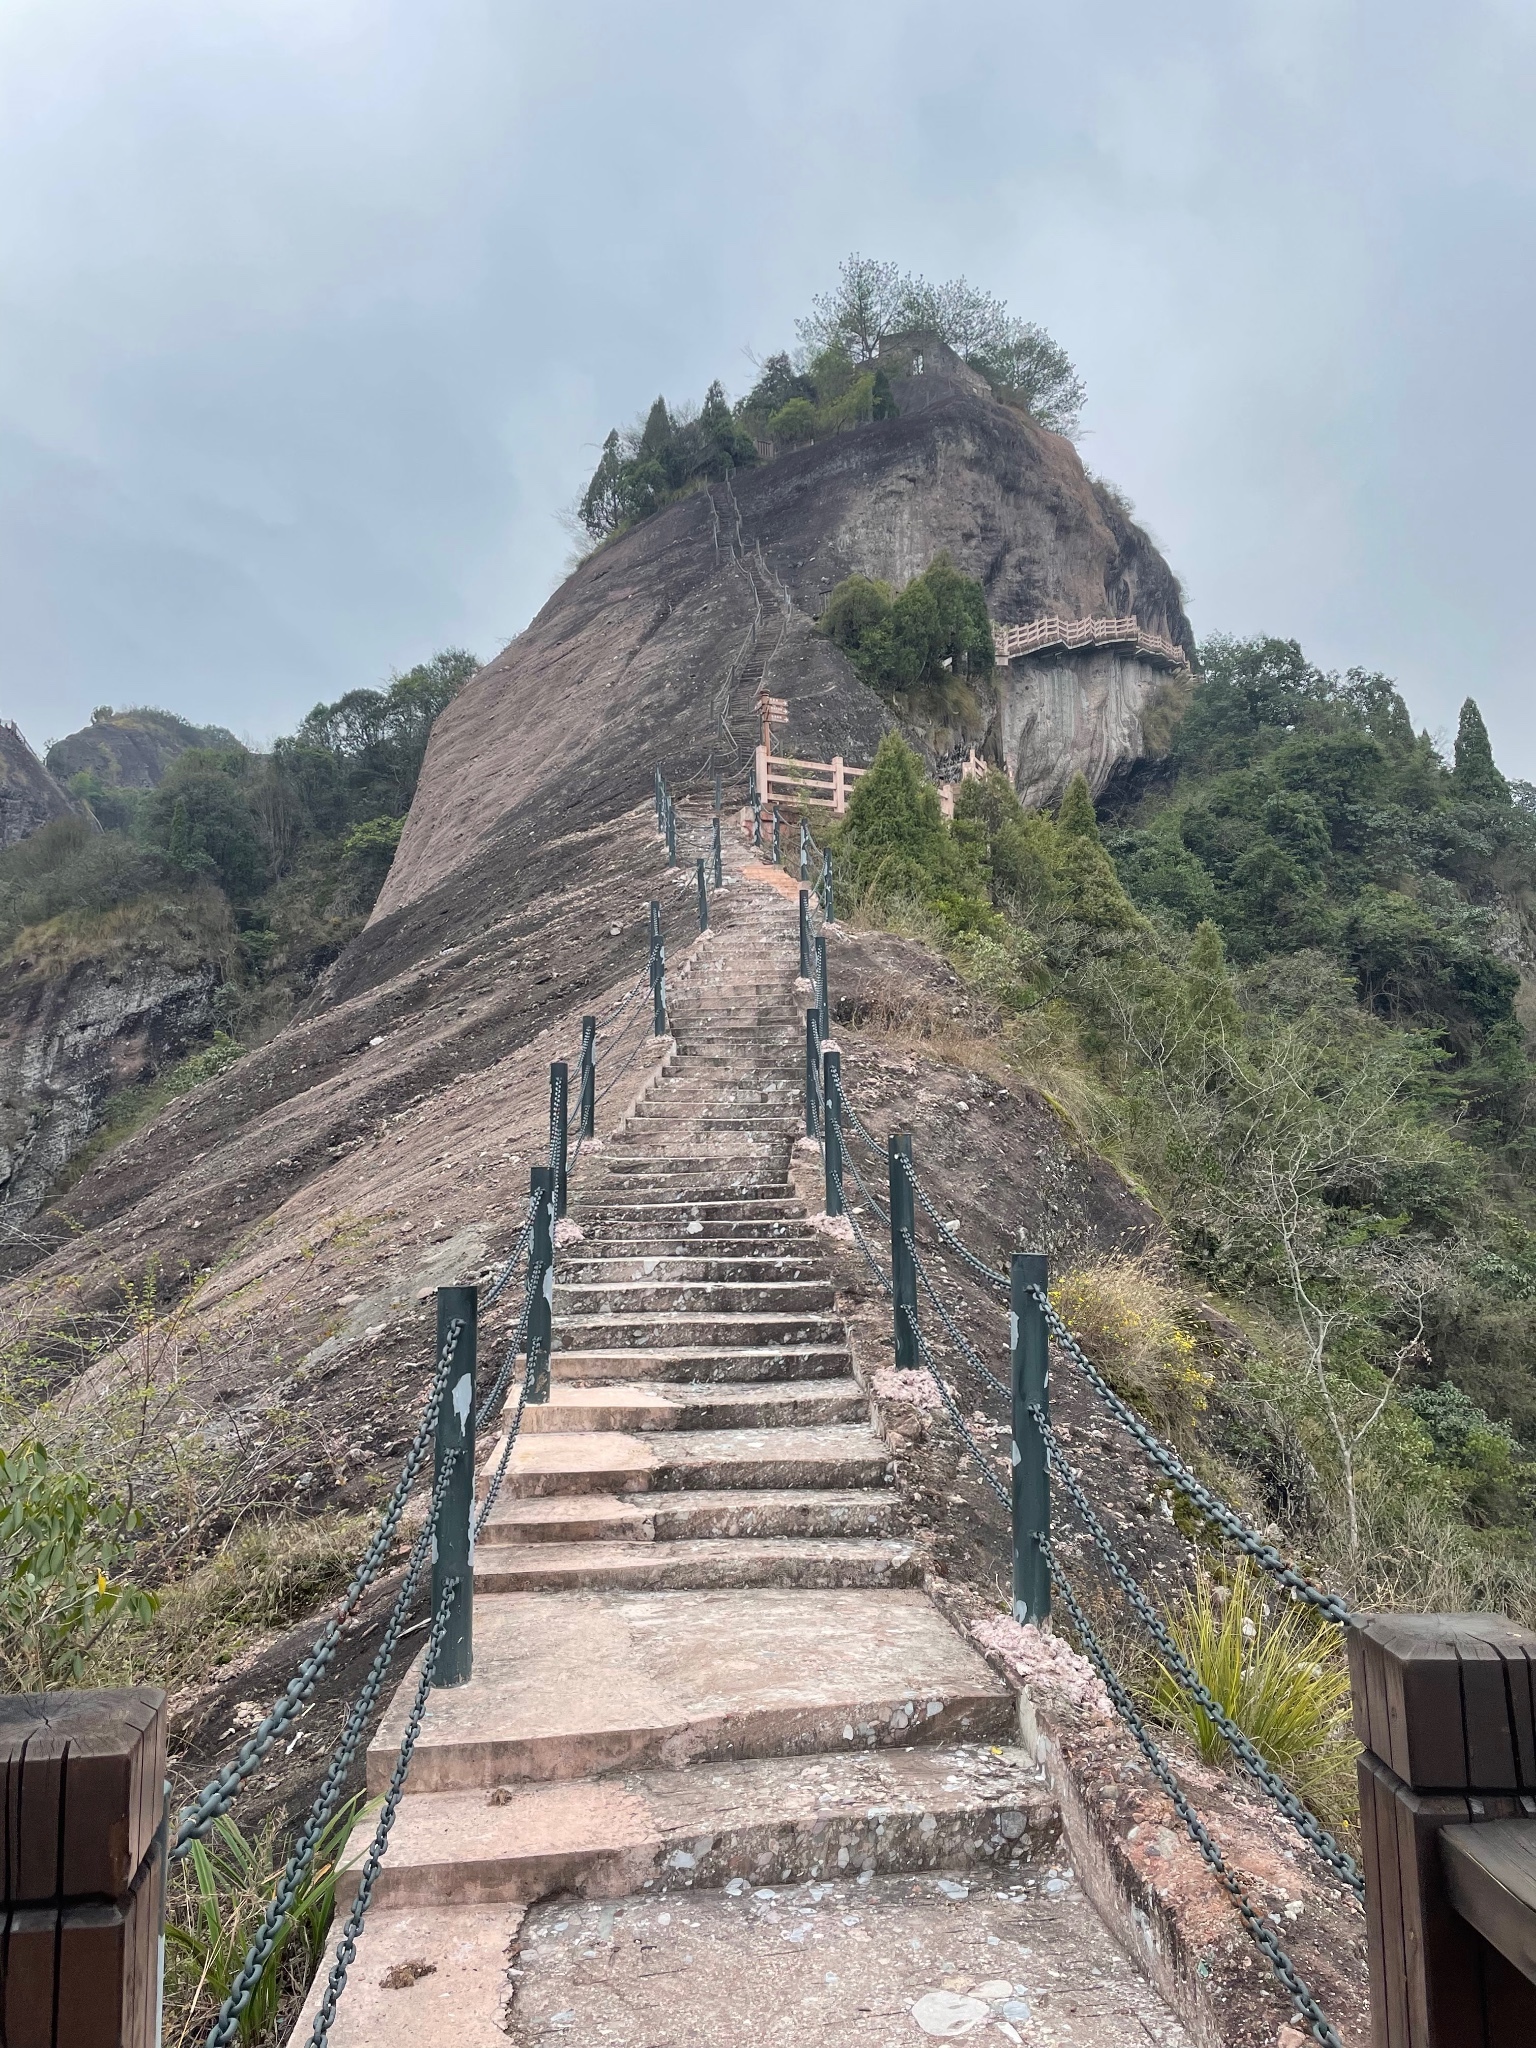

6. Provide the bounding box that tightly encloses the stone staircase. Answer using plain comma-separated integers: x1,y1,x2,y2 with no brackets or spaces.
292,850,1186,2045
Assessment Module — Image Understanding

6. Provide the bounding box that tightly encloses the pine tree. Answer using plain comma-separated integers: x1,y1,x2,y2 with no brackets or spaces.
1055,773,1100,840
167,796,193,865
1453,698,1510,805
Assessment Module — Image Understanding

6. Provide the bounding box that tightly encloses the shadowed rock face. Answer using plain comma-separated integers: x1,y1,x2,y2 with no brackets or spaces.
372,373,1190,985
0,723,77,848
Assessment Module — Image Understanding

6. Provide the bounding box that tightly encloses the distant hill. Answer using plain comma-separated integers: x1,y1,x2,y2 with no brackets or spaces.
47,708,243,791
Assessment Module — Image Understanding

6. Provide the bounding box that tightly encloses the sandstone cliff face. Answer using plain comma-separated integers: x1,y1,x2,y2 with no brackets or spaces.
0,722,79,849
47,712,242,792
371,370,1190,967
1000,649,1176,810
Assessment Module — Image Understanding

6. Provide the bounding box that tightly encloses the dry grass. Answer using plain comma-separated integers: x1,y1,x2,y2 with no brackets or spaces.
1053,1256,1211,1442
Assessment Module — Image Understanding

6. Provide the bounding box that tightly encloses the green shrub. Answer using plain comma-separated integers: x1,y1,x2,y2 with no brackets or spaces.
1051,1258,1210,1441
1145,1559,1355,1824
0,1440,157,1690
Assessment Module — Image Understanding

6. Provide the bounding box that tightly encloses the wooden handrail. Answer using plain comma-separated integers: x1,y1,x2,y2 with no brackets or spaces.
992,615,1189,671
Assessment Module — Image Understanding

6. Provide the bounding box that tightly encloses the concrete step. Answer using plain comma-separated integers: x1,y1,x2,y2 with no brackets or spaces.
517,1378,866,1434
551,1343,851,1384
477,1484,900,1547
552,1279,835,1316
557,1253,829,1283
474,1534,918,1593
341,1742,1053,1906
497,1422,891,1497
575,1218,814,1243
555,1310,845,1349
367,1587,1014,1791
571,1199,804,1224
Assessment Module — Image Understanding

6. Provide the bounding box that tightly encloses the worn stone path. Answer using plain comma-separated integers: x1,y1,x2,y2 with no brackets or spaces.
291,834,1190,2046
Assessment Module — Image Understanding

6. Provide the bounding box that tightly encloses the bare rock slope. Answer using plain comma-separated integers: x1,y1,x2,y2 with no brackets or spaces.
369,371,1191,976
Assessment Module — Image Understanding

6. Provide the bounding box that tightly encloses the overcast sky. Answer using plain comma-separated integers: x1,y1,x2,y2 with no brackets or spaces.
2,0,1532,775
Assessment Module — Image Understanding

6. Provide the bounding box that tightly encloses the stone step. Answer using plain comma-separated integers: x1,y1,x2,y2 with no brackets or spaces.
552,1279,835,1316
551,1343,850,1384
572,1198,803,1224
474,1534,918,1593
477,1484,899,1547
497,1423,890,1498
576,1217,814,1243
517,1378,865,1434
558,1254,828,1283
555,1310,845,1350
341,1743,1053,1906
367,1588,1013,1792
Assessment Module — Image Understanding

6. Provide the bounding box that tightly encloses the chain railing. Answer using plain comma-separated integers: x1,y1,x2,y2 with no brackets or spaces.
787,871,1354,2045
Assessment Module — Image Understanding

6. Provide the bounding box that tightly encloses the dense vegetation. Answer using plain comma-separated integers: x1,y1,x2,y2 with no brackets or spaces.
818,556,995,694
830,647,1536,1616
0,651,476,1024
578,255,1084,540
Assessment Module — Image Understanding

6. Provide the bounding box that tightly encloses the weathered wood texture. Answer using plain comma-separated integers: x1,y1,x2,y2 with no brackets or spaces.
0,1689,167,2048
1442,1822,1536,1987
1351,1613,1536,2047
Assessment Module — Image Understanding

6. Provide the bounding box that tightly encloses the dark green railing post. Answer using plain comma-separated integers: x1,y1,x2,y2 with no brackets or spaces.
771,806,781,866
527,1169,554,1404
815,933,829,1039
714,770,722,817
1011,1254,1051,1623
650,900,666,1035
823,1049,844,1217
822,850,833,924
798,888,810,980
752,790,762,850
578,1015,596,1139
654,767,664,832
889,1134,917,1367
432,1284,476,1687
805,1009,821,1138
799,821,809,882
696,857,709,931
712,814,723,889
665,800,676,867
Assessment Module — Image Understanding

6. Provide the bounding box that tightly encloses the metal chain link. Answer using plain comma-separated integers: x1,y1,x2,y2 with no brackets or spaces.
173,1319,464,1855
1037,1416,1364,1896
835,1108,890,1225
1035,1290,1355,1626
480,1190,540,1311
303,1576,461,2047
898,1150,1010,1294
901,1303,1011,1510
824,1136,894,1296
905,1231,1010,1403
838,1085,887,1159
475,1225,542,1430
201,1449,460,2043
1042,1545,1345,2048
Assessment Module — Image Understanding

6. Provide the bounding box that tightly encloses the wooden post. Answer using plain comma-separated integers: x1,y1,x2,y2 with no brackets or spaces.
1350,1611,1536,2045
1,1688,167,2048
832,754,846,814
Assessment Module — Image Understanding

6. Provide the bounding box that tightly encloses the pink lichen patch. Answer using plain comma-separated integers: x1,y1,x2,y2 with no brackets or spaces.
970,1617,1113,1719
871,1367,943,1411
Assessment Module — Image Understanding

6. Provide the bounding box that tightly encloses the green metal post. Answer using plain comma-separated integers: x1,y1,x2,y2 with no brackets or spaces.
654,767,663,832
805,1009,821,1138
550,1061,569,1219
696,857,709,931
799,821,809,882
815,934,828,1039
798,889,810,980
579,1016,596,1139
889,1134,917,1367
752,791,762,850
527,1169,554,1404
432,1284,476,1686
1011,1254,1051,1623
665,801,676,867
712,815,722,889
822,850,833,924
650,900,666,1035
823,1049,844,1217
771,806,781,866
714,771,722,817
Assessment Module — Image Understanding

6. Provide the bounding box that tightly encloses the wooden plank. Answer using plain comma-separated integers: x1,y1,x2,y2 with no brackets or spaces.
1441,1820,1536,1987
1460,1632,1520,1792
1390,1776,1486,2045
0,1690,166,1904
1359,1753,1408,2047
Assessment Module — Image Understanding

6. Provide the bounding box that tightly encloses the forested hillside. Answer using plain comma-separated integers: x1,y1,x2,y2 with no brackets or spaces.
829,637,1535,1614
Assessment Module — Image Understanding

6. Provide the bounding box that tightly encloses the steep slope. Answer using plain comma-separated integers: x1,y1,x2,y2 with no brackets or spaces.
0,721,78,848
365,374,1190,990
